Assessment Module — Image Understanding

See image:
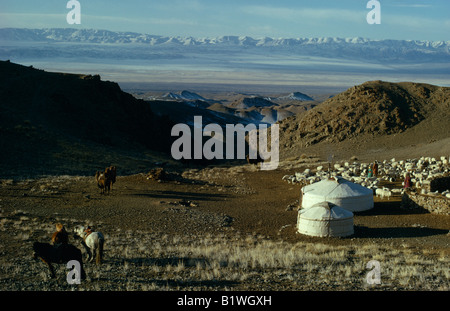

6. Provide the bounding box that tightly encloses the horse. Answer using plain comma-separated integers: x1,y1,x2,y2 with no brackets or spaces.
246,153,264,165
74,226,105,264
105,166,116,190
95,166,116,194
32,242,86,280
95,171,110,194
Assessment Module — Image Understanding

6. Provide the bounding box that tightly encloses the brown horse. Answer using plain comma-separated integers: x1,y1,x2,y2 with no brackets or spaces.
105,166,116,190
246,153,264,165
95,166,116,194
33,242,86,280
95,171,109,194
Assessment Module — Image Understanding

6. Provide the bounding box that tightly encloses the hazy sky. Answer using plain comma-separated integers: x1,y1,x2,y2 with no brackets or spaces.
0,0,449,41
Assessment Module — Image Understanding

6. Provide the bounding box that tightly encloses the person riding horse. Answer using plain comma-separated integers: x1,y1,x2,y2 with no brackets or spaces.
50,223,70,259
51,223,69,245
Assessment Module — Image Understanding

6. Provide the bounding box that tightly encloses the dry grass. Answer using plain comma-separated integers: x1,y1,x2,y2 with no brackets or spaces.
0,209,448,291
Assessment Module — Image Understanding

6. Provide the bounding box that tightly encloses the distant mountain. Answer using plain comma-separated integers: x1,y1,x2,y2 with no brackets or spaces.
1,28,450,62
203,94,316,124
137,89,317,125
275,92,314,101
162,90,207,102
229,96,276,109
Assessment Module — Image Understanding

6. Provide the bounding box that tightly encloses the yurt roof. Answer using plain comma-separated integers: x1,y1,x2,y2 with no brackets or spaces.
299,201,354,220
302,177,372,198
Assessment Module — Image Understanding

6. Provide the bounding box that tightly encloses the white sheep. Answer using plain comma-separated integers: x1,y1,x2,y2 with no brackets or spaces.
282,175,295,184
376,187,392,200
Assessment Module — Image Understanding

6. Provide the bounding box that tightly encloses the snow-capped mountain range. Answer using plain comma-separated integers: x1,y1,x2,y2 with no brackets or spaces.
1,28,448,48
1,28,449,62
2,28,449,89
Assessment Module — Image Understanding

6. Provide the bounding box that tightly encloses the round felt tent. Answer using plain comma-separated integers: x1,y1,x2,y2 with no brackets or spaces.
297,201,354,237
300,177,373,212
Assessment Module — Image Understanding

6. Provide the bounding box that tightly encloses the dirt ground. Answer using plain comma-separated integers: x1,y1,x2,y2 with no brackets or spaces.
1,168,449,256
1,166,448,247
0,161,448,292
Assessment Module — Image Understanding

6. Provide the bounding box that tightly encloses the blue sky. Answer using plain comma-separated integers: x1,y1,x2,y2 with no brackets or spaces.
0,0,449,41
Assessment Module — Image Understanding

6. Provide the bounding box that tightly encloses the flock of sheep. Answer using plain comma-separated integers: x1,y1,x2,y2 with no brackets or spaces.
282,156,450,200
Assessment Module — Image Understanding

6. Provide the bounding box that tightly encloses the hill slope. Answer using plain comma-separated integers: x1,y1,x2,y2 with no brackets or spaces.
278,80,450,161
0,61,175,177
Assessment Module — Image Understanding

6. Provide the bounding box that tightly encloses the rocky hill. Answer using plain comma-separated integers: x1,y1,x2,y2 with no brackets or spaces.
211,95,317,124
278,80,450,161
0,61,176,177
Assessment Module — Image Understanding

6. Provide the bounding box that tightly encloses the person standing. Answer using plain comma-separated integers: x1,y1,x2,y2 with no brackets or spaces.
373,161,379,176
368,164,373,178
404,173,412,189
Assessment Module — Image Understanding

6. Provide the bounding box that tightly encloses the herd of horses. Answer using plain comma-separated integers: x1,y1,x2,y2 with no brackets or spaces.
32,166,113,281
31,156,268,282
95,166,116,195
32,158,265,280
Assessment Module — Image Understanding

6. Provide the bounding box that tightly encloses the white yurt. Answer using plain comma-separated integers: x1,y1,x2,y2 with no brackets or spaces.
300,177,374,212
297,201,354,237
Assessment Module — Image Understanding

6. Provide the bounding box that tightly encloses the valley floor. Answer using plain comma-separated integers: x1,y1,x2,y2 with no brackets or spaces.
0,161,448,292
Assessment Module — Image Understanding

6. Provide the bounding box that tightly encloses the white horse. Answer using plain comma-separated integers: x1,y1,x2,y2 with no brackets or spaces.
75,226,105,264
